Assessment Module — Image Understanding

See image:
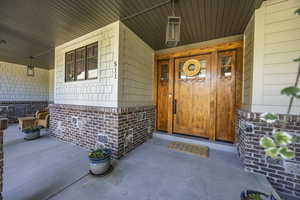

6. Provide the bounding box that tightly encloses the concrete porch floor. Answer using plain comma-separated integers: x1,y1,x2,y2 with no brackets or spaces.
3,124,284,200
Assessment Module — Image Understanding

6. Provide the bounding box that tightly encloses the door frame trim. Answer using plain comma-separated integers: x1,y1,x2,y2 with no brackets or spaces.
154,40,243,142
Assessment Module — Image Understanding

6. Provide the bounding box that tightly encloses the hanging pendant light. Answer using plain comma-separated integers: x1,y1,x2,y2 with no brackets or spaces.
166,0,181,47
27,56,35,76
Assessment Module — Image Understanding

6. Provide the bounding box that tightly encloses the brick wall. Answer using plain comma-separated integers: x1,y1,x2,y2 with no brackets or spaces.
0,118,8,200
0,101,48,122
49,104,155,158
236,109,300,198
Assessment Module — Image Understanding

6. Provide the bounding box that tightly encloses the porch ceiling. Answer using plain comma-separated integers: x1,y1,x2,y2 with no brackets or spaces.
0,0,263,69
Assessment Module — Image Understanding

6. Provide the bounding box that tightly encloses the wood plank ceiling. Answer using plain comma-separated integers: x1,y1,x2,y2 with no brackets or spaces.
0,0,263,69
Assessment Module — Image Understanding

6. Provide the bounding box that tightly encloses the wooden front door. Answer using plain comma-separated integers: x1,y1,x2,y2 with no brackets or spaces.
155,41,242,142
173,54,212,138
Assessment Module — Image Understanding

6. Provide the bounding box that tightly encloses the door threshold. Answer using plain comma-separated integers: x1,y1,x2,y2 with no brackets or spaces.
154,131,237,153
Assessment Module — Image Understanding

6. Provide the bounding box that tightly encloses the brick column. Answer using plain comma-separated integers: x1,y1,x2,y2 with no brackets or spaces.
49,104,155,159
0,118,8,200
236,110,300,198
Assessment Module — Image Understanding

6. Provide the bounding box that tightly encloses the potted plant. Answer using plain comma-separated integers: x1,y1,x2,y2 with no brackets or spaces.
88,149,111,175
241,190,270,200
22,126,42,140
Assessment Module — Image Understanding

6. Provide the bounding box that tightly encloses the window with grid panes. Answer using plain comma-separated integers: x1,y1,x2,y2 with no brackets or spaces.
65,42,98,82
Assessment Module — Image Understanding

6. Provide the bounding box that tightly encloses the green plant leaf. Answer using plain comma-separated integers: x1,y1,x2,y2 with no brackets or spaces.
260,112,277,123
260,136,276,149
279,147,295,160
265,147,280,159
293,56,300,62
248,193,262,200
273,131,293,145
281,87,300,98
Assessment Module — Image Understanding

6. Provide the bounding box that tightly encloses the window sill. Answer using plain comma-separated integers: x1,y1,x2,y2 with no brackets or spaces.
64,78,99,85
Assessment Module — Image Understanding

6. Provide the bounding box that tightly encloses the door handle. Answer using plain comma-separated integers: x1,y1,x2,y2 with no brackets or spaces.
173,99,177,114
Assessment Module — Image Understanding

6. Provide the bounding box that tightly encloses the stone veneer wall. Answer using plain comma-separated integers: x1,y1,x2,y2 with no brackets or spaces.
236,109,300,198
0,101,48,122
49,104,155,158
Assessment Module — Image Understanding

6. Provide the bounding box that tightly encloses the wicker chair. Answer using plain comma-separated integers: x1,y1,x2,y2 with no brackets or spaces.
35,111,49,128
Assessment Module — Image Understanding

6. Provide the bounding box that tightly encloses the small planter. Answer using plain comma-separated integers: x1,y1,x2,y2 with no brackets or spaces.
22,127,41,140
241,190,279,200
88,149,112,175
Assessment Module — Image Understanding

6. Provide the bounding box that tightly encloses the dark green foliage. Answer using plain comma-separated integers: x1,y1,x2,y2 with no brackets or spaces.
22,126,42,133
247,193,262,200
281,86,300,98
294,57,300,62
88,149,110,159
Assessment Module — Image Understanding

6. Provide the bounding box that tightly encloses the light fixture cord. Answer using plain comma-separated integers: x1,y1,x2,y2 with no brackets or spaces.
29,56,34,66
172,0,175,16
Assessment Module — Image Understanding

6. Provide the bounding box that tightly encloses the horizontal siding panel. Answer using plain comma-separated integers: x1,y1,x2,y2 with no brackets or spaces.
244,87,251,92
263,84,292,96
264,74,297,85
265,7,298,24
244,65,252,74
243,15,254,108
264,62,298,74
244,83,252,90
244,39,254,50
244,78,252,85
265,18,300,34
244,48,253,58
265,0,300,13
265,29,300,44
244,66,252,73
264,50,300,64
264,40,300,54
263,95,300,106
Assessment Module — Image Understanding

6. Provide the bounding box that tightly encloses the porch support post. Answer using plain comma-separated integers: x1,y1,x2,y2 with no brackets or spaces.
0,118,8,200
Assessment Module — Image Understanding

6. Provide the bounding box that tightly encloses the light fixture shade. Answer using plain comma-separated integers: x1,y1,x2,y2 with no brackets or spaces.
166,16,181,47
27,65,34,76
27,56,35,76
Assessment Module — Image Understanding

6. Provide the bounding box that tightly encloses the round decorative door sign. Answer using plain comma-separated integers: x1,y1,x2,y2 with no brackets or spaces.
182,59,201,77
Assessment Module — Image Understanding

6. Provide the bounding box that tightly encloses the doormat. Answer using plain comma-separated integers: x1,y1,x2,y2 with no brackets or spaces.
168,141,209,158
